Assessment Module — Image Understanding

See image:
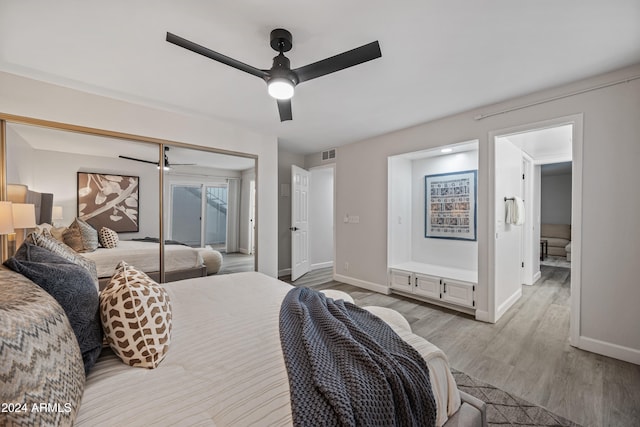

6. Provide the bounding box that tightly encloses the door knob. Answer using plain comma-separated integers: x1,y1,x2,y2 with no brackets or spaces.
289,226,299,231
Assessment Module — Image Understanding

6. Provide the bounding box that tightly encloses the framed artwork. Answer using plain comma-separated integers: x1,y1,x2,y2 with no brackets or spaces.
425,170,477,241
77,172,139,233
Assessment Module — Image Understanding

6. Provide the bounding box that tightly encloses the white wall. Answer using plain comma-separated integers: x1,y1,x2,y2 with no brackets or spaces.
388,156,412,266
541,173,572,224
410,151,478,270
0,71,279,276
333,63,640,364
5,126,35,188
309,167,334,269
494,138,524,317
7,146,160,238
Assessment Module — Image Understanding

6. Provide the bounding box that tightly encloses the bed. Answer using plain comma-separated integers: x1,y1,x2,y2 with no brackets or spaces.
76,272,485,426
1,264,486,426
8,185,217,287
79,240,209,288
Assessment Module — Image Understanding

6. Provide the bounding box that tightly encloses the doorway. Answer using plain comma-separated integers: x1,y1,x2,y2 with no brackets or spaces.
490,114,583,346
290,164,335,282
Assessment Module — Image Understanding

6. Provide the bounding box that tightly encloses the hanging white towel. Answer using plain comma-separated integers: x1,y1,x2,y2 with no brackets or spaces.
513,196,525,225
505,197,525,225
505,199,515,224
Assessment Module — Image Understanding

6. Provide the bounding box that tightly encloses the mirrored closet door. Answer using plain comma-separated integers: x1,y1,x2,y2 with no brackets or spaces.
162,145,256,276
2,116,257,286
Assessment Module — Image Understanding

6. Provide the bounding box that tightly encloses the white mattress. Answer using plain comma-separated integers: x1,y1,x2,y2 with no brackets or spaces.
80,240,203,278
76,272,460,426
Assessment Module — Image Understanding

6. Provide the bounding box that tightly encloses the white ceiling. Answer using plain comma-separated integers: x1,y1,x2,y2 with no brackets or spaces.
503,124,573,163
1,1,639,154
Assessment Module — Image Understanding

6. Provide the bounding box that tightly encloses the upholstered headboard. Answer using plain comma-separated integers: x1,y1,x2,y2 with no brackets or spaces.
7,184,54,225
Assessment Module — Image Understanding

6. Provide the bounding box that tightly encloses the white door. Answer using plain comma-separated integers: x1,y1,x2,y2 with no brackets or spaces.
291,165,310,280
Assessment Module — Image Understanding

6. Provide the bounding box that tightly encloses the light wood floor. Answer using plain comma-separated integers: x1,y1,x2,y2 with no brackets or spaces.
290,266,640,427
217,253,254,274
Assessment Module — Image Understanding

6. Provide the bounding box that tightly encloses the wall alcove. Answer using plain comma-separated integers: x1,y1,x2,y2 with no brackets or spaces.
387,140,479,314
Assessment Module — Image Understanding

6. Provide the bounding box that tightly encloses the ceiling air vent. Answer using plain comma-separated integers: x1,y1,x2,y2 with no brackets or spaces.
321,148,336,162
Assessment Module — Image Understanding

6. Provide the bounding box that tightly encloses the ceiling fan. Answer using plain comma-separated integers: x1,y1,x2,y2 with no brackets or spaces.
119,147,195,170
166,29,382,121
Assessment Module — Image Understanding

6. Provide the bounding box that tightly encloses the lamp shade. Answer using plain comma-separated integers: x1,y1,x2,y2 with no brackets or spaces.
0,201,15,234
12,203,37,229
52,205,64,220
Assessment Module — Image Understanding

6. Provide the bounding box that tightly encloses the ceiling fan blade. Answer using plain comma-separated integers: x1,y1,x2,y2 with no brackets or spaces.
170,163,197,166
119,155,158,165
294,41,381,83
277,99,292,122
166,32,269,79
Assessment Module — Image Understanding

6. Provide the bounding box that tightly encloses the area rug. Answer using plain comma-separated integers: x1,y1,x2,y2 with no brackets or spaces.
451,369,581,426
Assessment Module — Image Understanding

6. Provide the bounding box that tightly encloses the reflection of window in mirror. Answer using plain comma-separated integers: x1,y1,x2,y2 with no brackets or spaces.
163,145,256,276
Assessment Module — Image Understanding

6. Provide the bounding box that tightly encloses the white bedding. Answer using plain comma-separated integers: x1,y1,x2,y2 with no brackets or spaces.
76,272,460,426
79,240,203,278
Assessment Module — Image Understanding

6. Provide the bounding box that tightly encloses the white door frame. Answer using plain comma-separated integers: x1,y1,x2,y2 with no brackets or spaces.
291,165,310,281
487,113,583,347
521,153,534,285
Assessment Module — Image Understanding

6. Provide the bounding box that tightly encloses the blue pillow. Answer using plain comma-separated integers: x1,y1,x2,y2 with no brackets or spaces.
4,242,103,374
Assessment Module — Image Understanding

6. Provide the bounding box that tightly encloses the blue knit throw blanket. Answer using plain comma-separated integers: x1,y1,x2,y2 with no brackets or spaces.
279,287,437,427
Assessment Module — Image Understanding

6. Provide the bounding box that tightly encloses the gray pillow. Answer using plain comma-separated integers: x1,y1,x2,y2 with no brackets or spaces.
4,243,103,374
27,231,99,288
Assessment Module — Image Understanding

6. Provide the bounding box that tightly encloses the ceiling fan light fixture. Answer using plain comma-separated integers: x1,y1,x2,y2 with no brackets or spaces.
267,77,295,100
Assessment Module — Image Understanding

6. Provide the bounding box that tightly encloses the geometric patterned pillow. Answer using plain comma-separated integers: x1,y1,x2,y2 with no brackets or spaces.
0,268,85,426
100,261,172,369
98,227,119,249
26,232,99,289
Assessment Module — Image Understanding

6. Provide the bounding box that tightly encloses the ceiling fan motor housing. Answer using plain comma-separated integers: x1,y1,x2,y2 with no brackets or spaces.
270,28,293,52
268,53,299,86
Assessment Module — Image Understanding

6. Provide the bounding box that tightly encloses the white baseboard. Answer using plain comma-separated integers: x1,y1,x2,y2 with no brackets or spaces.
495,288,522,322
277,268,291,278
238,248,251,255
278,263,332,278
474,310,494,323
532,270,541,283
311,261,333,271
576,336,640,365
333,273,390,295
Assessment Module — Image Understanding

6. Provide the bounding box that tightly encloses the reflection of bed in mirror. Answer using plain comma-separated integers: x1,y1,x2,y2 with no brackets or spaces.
11,185,218,289
81,240,212,289
5,121,257,277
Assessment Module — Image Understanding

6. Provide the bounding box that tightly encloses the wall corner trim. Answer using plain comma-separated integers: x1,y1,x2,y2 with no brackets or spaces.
333,274,390,295
495,288,523,322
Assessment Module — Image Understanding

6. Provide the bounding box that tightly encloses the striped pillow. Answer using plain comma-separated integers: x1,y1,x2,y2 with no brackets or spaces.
0,269,85,426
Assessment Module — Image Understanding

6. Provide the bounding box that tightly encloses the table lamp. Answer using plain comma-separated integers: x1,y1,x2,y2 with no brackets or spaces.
0,201,15,261
12,203,37,252
52,205,64,226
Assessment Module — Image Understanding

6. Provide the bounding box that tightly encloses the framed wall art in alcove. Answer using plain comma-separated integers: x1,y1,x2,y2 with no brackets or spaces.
424,170,476,241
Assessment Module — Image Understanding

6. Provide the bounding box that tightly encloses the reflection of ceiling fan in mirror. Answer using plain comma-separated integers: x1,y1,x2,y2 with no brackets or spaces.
118,147,195,170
